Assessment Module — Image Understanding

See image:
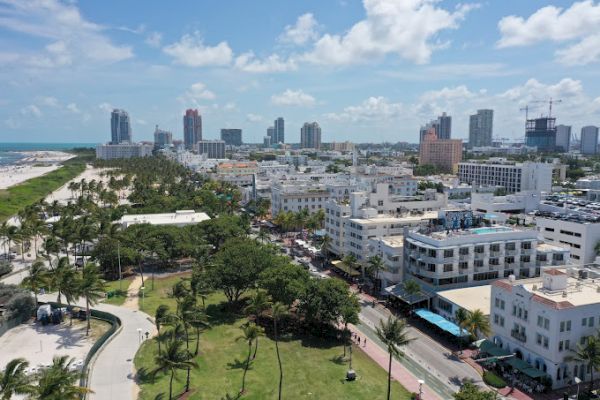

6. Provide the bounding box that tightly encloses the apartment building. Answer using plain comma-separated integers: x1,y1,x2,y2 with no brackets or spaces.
491,267,600,389
368,236,404,288
404,220,570,292
271,182,330,216
536,216,600,264
458,160,554,193
96,143,153,160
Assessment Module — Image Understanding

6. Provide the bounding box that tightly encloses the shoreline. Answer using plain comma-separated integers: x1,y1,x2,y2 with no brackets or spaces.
0,151,75,190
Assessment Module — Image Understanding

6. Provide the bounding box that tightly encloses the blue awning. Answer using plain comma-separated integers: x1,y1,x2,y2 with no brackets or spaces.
414,309,469,337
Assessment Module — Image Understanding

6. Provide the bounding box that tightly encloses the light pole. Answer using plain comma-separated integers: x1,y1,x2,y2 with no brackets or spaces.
575,376,581,399
137,328,142,344
140,286,145,309
418,379,424,400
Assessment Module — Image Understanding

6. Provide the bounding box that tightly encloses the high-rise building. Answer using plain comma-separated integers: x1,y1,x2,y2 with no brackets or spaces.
196,140,225,159
468,109,493,148
273,117,285,144
581,125,599,155
437,112,451,139
525,117,556,152
300,122,322,149
153,125,173,149
555,124,571,153
110,109,131,144
419,131,462,173
220,129,243,146
183,109,202,150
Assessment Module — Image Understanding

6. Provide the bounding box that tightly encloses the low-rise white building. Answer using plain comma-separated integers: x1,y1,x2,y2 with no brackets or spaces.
491,267,600,389
368,236,404,288
458,160,554,193
96,143,153,160
471,191,543,214
536,216,600,264
271,182,330,216
119,210,210,228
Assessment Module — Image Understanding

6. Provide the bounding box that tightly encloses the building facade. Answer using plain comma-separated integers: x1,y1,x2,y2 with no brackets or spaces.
110,109,131,144
220,129,243,146
153,126,173,149
458,160,554,193
468,109,493,148
300,122,322,149
555,125,571,153
580,125,599,155
271,182,330,216
536,216,600,264
437,112,452,139
274,117,285,144
96,143,153,160
419,132,463,173
196,140,225,159
525,117,556,152
183,109,202,150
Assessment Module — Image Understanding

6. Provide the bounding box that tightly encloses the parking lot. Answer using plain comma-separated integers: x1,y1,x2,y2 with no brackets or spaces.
0,319,109,373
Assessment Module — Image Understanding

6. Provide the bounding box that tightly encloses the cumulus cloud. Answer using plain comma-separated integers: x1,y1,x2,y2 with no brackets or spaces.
271,89,316,107
178,82,216,107
38,96,59,107
234,52,297,73
21,104,42,117
325,97,403,123
66,103,80,113
0,0,133,68
497,1,600,65
246,113,264,123
302,0,478,65
279,13,319,45
163,32,232,67
98,102,114,113
145,32,163,48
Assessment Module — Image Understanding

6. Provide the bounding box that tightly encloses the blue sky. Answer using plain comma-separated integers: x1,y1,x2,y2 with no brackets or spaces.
1,0,599,144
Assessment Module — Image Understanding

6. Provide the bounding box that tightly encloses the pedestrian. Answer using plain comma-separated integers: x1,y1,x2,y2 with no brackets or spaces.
364,338,367,347
357,337,361,346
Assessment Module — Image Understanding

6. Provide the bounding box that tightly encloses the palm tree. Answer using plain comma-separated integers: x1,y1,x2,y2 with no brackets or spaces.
153,338,198,400
21,260,48,304
257,228,269,244
33,356,90,400
244,291,271,359
368,255,385,291
155,305,170,354
320,234,332,263
49,257,78,306
0,358,33,400
79,263,106,335
376,317,413,400
402,279,422,309
271,302,288,400
454,308,469,351
340,300,359,361
464,309,491,339
570,336,600,394
238,324,262,395
184,306,210,356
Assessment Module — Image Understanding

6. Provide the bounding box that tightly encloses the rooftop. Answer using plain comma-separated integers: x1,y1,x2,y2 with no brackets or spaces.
350,211,438,225
437,285,491,315
120,210,211,225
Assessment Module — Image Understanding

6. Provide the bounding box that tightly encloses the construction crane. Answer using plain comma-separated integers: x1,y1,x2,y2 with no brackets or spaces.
531,98,563,118
519,105,530,121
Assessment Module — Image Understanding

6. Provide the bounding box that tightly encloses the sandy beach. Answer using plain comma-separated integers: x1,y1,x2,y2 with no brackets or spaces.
0,151,75,190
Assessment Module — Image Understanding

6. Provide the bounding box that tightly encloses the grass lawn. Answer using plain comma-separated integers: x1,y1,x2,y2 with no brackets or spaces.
102,276,134,306
0,161,86,222
135,275,412,400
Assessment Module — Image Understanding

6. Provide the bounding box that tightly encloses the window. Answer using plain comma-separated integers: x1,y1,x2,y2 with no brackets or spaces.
490,258,500,266
506,242,516,251
583,318,587,327
490,244,500,252
521,242,532,250
505,256,515,264
474,259,484,268
443,264,453,272
520,255,531,263
589,317,595,327
459,261,468,269
567,320,572,331
444,249,454,258
459,247,469,255
475,246,484,254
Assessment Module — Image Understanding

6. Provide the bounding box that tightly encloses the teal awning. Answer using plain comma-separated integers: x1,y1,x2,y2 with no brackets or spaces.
414,309,469,337
479,340,511,357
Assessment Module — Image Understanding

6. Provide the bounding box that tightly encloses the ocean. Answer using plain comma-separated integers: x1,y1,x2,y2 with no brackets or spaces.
0,142,95,166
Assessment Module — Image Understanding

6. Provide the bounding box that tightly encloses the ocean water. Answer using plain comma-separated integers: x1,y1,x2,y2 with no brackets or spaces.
0,142,95,166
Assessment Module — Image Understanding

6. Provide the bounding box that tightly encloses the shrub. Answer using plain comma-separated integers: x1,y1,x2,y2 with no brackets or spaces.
483,371,507,388
0,262,13,277
4,292,36,322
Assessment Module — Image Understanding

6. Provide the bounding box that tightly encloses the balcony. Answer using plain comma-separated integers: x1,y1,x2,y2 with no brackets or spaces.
511,329,527,342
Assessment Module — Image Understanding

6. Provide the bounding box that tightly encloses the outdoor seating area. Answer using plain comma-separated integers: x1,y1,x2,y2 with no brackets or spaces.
413,309,469,338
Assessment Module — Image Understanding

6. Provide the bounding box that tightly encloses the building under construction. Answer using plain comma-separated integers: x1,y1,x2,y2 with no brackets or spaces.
525,117,556,152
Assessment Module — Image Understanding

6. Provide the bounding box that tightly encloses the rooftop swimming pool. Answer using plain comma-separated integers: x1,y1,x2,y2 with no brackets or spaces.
471,226,513,234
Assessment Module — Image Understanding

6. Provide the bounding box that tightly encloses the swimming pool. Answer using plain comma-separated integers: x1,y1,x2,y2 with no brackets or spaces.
471,226,512,234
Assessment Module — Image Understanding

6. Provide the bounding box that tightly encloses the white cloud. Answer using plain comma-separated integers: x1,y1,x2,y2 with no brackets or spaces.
271,89,316,107
279,13,319,45
302,0,478,65
163,32,232,67
234,52,297,73
21,104,42,117
178,82,216,106
66,103,80,113
223,102,237,111
325,96,403,123
246,113,264,123
497,1,600,65
38,96,59,107
0,0,133,68
98,102,114,113
145,32,162,48
136,119,147,125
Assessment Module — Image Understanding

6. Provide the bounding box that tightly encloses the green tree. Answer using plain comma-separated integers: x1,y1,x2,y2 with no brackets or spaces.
464,309,491,339
238,324,263,395
259,263,310,306
376,317,413,400
21,259,48,304
244,290,271,359
569,336,600,394
340,295,360,361
152,338,198,400
367,255,385,288
0,358,33,400
299,278,360,330
33,356,90,400
48,257,77,306
78,263,106,335
453,382,498,400
271,302,288,400
455,308,469,350
154,304,170,354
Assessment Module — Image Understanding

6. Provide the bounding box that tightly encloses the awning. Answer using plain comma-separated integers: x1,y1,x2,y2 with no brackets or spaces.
414,309,469,337
478,339,511,357
522,368,547,379
384,284,430,305
331,260,360,277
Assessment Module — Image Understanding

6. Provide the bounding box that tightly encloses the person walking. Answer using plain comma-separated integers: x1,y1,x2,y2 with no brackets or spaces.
357,336,361,346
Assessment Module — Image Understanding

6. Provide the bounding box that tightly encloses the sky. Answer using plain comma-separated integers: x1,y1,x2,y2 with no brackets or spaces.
1,0,600,144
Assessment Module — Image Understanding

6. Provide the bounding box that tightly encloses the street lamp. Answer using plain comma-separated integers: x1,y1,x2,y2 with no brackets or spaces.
418,379,424,400
574,376,581,399
137,328,142,344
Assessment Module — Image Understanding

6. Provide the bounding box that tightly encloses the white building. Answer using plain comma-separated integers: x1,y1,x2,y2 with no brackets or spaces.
404,218,570,292
119,210,211,228
471,191,542,214
491,267,600,389
536,216,600,264
271,182,330,216
96,143,153,160
458,160,554,193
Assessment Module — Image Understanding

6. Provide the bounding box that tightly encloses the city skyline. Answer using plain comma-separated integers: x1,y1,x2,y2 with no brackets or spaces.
1,0,600,143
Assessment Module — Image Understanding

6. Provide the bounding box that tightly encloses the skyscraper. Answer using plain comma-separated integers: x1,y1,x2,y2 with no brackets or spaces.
525,117,556,152
153,125,173,149
300,122,321,149
581,126,599,155
468,109,493,148
555,125,571,153
220,129,242,146
183,109,202,150
273,117,285,144
110,109,131,144
437,112,451,139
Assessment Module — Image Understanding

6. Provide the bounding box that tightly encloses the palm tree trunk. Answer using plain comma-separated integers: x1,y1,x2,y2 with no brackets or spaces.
86,297,90,336
275,320,283,400
253,336,258,360
157,328,161,354
169,370,174,400
195,328,200,356
241,342,252,394
387,352,392,400
590,367,594,394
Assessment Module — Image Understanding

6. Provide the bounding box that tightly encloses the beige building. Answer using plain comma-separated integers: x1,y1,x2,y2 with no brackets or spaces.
419,131,463,173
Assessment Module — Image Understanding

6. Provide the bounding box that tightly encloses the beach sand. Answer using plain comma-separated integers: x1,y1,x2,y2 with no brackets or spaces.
0,151,75,190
